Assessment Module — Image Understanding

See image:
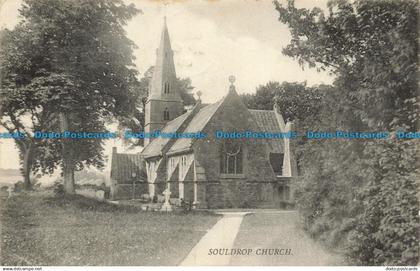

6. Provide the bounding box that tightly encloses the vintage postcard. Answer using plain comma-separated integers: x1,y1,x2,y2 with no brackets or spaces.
0,0,419,269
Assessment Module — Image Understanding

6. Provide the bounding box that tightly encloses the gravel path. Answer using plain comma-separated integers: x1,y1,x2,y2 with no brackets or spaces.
179,212,249,266
180,210,344,266
230,211,345,265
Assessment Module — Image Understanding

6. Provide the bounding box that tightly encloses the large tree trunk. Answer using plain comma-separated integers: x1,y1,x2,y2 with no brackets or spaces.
22,142,34,190
60,112,75,195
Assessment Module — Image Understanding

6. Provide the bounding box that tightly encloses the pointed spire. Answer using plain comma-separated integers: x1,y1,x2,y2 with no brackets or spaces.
144,18,184,145
228,75,236,93
159,16,171,54
196,90,202,101
148,17,181,101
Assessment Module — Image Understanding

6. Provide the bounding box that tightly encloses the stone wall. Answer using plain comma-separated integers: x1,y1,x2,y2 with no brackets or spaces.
206,180,277,209
183,181,194,203
206,182,222,209
110,182,148,200
195,182,207,208
193,89,279,209
168,180,179,198
144,99,184,144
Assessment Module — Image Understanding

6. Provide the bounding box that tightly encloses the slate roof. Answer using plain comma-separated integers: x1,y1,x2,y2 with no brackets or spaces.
110,151,146,182
141,100,285,158
141,110,193,157
249,110,284,153
167,100,224,155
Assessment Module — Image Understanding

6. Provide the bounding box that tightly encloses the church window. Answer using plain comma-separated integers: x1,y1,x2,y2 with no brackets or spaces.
269,153,284,176
164,82,170,94
220,140,243,174
278,185,290,201
163,108,170,120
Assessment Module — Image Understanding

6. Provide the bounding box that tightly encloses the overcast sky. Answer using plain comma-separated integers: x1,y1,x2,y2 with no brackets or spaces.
0,0,333,169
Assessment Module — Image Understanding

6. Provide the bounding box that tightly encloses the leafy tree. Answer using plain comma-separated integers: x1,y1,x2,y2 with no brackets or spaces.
274,0,419,265
275,0,418,130
138,66,155,109
1,0,140,194
241,81,325,122
176,77,196,107
241,81,280,111
241,81,328,171
0,28,60,189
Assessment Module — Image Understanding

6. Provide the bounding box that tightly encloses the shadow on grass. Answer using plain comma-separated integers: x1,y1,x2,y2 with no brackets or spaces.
1,192,50,265
43,193,220,216
43,193,141,213
1,190,220,266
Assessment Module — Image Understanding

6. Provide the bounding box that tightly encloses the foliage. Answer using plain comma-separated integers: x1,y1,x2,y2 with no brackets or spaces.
176,77,196,106
274,0,419,265
0,29,60,188
0,0,141,193
52,180,65,197
240,81,328,171
241,81,325,122
347,140,419,265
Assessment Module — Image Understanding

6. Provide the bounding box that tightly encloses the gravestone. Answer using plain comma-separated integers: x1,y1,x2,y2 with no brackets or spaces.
96,190,105,201
7,186,14,198
160,188,172,212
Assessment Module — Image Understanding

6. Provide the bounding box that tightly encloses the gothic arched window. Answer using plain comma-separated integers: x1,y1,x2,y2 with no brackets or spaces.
163,108,170,121
220,140,243,174
164,82,170,94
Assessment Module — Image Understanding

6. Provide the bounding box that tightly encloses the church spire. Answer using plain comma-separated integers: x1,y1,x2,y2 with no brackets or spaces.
144,18,184,145
148,17,180,101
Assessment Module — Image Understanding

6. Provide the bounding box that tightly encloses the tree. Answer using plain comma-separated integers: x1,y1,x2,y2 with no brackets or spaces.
241,81,331,172
274,0,418,130
241,81,280,111
241,81,325,122
138,66,155,109
0,28,60,190
274,0,419,265
1,0,140,194
176,77,196,107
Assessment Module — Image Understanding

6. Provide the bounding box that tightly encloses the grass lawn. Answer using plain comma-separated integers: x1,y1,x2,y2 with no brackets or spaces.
229,212,345,265
0,190,219,266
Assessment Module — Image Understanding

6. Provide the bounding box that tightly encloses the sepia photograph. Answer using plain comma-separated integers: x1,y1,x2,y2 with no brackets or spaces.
0,0,419,269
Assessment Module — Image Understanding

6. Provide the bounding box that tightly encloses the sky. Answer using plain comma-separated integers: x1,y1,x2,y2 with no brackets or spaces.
0,0,333,170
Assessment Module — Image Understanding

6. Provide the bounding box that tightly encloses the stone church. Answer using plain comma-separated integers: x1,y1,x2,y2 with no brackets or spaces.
109,20,297,209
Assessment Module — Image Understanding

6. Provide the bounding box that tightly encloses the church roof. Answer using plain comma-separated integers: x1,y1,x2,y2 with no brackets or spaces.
167,100,224,155
249,110,284,153
141,96,285,158
110,150,146,181
141,109,194,157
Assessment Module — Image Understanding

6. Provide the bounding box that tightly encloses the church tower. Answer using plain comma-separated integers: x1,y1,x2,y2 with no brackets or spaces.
144,18,183,145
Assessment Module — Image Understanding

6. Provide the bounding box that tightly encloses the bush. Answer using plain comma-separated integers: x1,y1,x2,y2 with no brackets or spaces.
295,138,419,265
346,141,419,265
180,199,193,213
52,180,65,197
